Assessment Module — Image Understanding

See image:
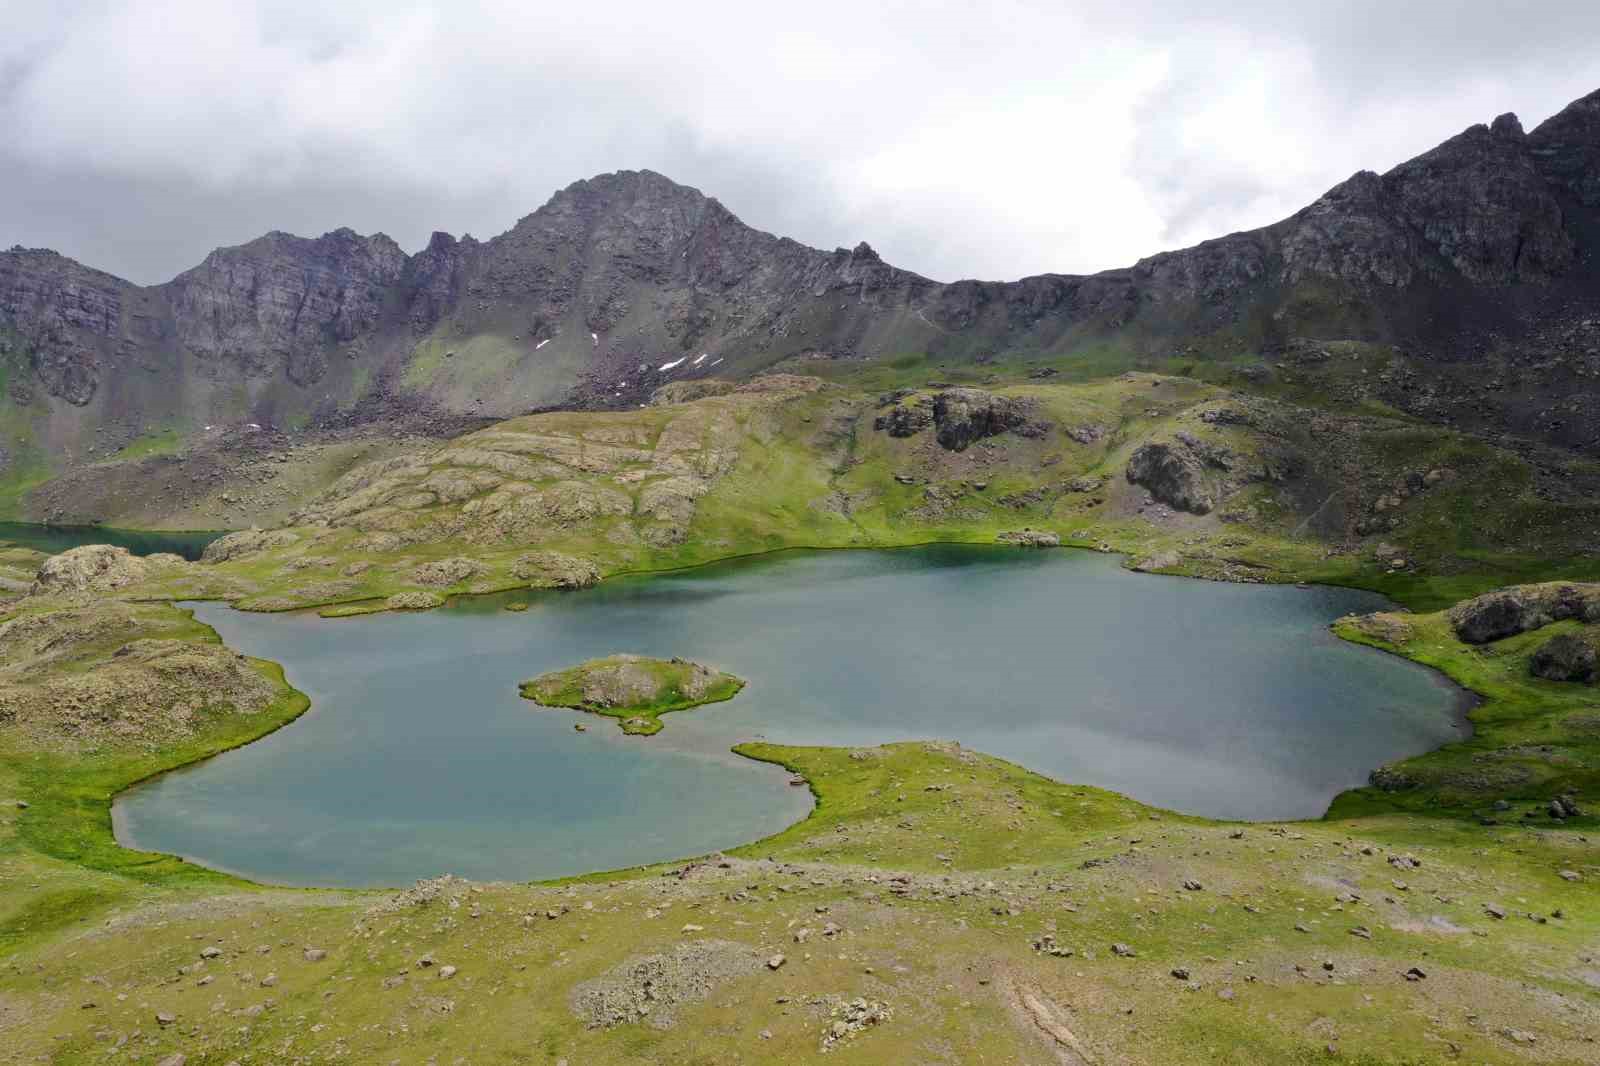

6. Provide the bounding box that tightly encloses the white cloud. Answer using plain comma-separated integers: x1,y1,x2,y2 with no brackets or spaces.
2,0,1598,283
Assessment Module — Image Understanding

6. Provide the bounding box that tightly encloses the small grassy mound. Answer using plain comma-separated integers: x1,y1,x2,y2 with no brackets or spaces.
519,654,745,734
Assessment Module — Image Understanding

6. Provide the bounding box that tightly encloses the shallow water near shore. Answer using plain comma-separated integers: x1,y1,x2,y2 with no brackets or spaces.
115,546,1468,887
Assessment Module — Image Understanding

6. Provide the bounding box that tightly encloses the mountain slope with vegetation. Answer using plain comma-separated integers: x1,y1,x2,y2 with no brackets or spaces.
6,88,1600,526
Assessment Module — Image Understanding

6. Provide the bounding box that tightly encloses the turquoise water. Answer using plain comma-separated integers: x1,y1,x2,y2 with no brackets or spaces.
0,522,222,560
115,546,1468,887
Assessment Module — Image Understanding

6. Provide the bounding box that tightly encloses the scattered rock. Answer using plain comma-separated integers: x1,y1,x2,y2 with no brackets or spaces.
821,997,892,1052
570,940,766,1030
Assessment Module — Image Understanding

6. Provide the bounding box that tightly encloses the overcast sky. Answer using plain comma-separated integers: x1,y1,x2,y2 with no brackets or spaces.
3,1,1599,285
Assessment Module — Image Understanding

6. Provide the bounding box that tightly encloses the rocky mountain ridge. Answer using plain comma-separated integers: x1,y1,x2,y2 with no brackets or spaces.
3,87,1599,505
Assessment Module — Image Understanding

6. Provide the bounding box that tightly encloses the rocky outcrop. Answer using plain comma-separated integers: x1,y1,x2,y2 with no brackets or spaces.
931,389,1038,451
409,557,485,586
0,602,281,751
1530,632,1598,683
512,551,601,589
30,544,153,595
1126,441,1212,515
1447,583,1600,644
201,528,301,564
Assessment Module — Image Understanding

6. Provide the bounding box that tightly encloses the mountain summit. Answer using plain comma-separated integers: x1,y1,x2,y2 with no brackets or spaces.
3,88,1600,493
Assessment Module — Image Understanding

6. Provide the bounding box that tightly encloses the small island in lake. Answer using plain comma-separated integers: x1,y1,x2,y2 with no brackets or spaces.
519,654,745,734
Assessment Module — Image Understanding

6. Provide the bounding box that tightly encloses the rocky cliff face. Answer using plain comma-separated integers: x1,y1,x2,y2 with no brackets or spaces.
4,87,1600,500
166,229,408,386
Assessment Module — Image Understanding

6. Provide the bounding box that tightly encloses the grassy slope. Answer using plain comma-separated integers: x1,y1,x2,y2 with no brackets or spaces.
0,734,1593,1064
163,369,1600,624
0,605,310,958
0,369,1598,1062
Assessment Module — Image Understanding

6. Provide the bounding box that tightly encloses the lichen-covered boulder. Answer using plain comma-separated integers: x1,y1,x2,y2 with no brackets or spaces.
512,551,601,589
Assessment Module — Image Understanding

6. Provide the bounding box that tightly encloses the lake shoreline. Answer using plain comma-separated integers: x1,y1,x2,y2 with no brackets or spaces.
111,546,1469,888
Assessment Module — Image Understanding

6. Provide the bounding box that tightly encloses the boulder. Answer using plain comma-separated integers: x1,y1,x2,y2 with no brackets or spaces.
1126,441,1211,514
1529,632,1597,682
1447,582,1600,644
30,545,148,595
931,388,1035,451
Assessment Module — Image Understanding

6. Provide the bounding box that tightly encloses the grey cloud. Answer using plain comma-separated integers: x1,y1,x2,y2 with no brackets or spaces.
3,1,1599,286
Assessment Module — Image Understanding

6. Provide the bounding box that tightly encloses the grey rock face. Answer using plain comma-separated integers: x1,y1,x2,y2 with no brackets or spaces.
167,228,407,383
1126,441,1211,515
931,388,1034,451
1529,632,1597,683
873,400,933,437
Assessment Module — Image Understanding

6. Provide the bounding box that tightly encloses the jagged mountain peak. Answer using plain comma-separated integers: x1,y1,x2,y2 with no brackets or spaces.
4,84,1600,504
